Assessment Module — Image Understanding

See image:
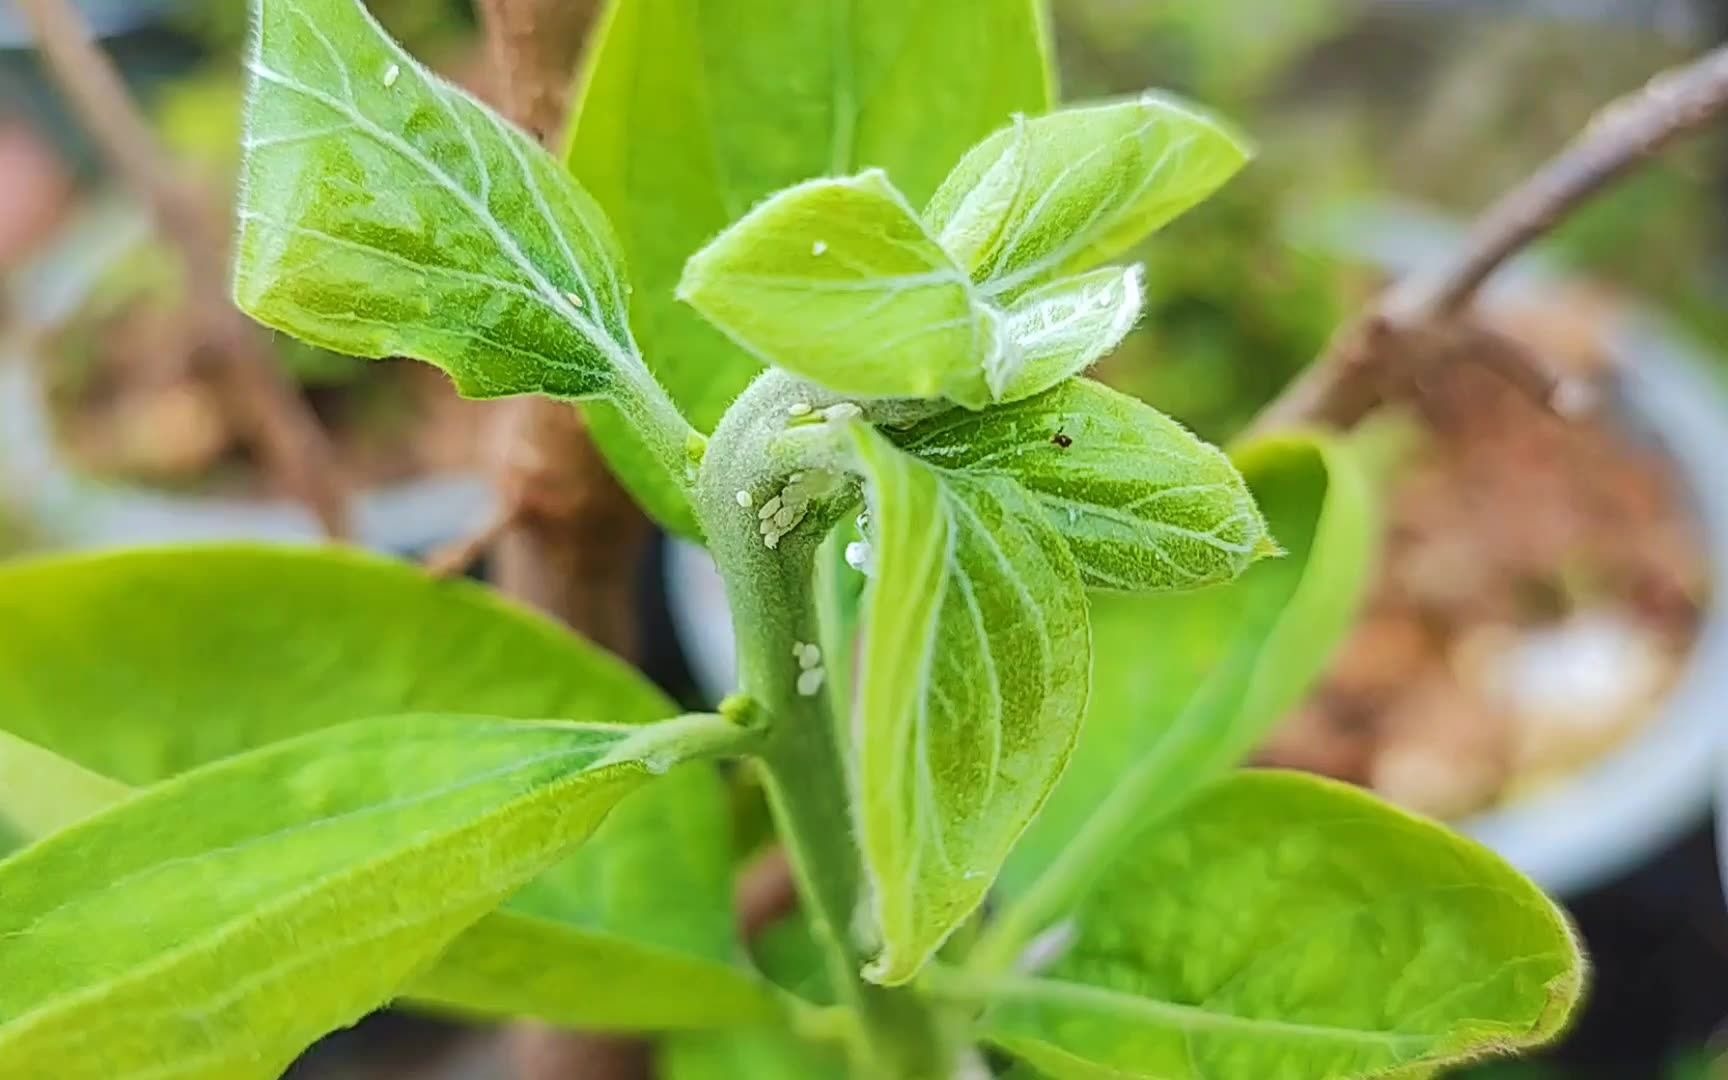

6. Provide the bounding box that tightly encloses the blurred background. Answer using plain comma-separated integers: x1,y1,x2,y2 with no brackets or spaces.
4,0,1728,1077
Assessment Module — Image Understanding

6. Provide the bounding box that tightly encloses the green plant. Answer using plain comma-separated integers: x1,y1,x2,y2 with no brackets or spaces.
0,1,1583,1077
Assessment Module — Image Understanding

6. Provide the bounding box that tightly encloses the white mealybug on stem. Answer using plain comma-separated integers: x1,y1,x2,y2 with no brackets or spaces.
822,402,862,423
844,540,873,574
564,291,585,308
383,63,401,88
787,401,813,418
735,489,754,509
758,469,841,549
796,667,826,697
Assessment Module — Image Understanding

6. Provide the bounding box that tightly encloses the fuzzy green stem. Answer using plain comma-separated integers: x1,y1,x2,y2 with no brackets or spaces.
696,373,949,1078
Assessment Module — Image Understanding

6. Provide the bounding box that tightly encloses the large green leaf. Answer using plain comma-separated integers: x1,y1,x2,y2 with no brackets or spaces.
0,712,751,1078
0,545,765,1032
894,379,1271,593
996,434,1374,906
661,1028,847,1080
565,0,1052,450
0,734,781,1035
410,908,783,1032
0,729,129,843
0,545,668,784
965,771,1584,1079
408,759,785,1031
678,171,1002,408
848,426,1088,985
234,0,697,526
925,95,1250,300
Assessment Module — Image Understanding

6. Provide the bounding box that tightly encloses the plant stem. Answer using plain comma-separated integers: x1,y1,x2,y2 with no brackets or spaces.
698,376,950,1078
20,0,349,538
472,3,657,1077
740,561,951,1079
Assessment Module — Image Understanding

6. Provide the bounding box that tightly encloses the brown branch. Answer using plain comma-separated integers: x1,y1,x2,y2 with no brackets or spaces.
423,495,521,579
474,0,651,654
1249,42,1728,439
473,2,656,1078
19,0,349,538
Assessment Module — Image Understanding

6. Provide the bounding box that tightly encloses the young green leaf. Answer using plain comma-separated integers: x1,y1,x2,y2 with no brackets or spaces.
925,95,1251,299
991,434,1376,934
848,427,1089,985
679,171,1003,408
996,265,1146,402
961,772,1584,1079
894,379,1271,592
234,0,699,529
0,712,752,1079
567,0,1053,438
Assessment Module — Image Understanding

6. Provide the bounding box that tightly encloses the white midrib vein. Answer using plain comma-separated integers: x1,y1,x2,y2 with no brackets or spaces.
244,55,647,393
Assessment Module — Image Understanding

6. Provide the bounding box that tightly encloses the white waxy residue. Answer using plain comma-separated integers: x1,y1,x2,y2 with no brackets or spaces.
844,540,873,574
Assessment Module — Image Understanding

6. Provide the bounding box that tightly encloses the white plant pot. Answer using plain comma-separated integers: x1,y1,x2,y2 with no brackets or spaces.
664,201,1728,899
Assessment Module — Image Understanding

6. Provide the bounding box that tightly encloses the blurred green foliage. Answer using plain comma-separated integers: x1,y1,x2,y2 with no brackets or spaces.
1051,0,1369,439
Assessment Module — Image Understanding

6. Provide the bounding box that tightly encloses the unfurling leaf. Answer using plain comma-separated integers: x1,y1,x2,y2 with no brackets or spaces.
996,265,1146,401
894,379,1271,592
567,0,1053,437
847,427,1088,985
968,772,1584,1079
0,712,752,1079
925,95,1251,300
679,171,1003,408
1001,434,1378,902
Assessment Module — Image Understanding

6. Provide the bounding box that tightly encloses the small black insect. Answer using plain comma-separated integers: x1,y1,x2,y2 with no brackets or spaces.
1051,429,1073,449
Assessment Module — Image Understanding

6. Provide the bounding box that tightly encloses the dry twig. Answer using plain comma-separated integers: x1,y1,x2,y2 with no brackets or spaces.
20,0,350,537
474,0,652,656
1249,43,1728,438
471,1,655,1077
